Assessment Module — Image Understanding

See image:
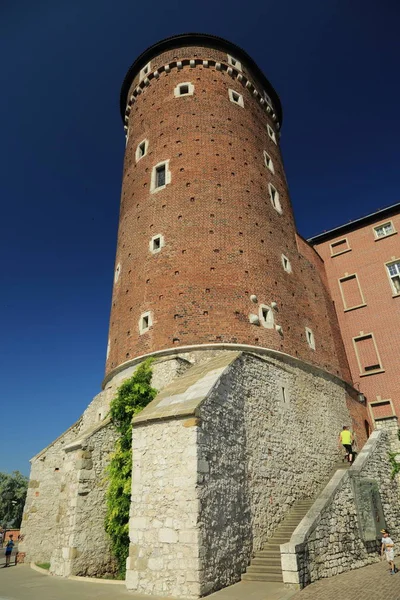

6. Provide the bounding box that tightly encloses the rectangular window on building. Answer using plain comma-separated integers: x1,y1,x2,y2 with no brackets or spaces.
155,164,166,188
330,238,351,256
374,221,395,239
386,260,400,294
353,333,382,375
339,274,366,310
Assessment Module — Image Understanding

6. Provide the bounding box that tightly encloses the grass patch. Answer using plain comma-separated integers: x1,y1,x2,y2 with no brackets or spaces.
36,562,50,570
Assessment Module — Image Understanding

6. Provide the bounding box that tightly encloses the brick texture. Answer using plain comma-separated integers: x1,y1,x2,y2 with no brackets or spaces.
314,213,400,419
105,40,353,391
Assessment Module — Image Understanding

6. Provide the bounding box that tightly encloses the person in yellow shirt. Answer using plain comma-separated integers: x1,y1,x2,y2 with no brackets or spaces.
338,425,354,463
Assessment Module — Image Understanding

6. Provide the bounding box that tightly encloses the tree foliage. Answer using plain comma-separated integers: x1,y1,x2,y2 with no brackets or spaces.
105,359,157,576
0,471,28,528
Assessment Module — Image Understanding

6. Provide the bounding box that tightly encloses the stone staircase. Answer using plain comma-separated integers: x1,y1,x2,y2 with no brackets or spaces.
242,461,351,583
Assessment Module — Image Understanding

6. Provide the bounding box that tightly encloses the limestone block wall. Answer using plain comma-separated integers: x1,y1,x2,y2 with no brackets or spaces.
127,419,200,597
127,350,367,598
50,422,119,577
19,420,81,564
281,425,400,588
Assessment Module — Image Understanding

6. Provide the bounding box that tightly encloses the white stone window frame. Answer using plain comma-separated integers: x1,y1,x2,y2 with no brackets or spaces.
330,237,351,257
263,150,275,173
352,332,383,376
139,311,153,335
135,139,148,163
149,233,165,254
281,254,292,273
227,54,242,71
125,128,129,148
150,160,171,194
259,304,275,329
106,338,111,360
263,91,273,109
114,262,121,284
373,220,396,240
385,259,400,296
267,124,277,144
174,82,194,97
228,89,244,108
305,327,316,350
268,183,282,214
338,272,366,311
139,62,151,82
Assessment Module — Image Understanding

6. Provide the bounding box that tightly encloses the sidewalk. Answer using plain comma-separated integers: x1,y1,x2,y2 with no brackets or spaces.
0,565,295,600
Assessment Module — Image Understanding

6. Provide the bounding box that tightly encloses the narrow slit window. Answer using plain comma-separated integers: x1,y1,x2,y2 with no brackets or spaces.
305,327,315,350
263,151,274,173
259,304,274,329
150,234,164,254
267,124,277,144
136,139,148,162
374,221,395,239
387,261,400,294
269,183,282,214
139,312,152,334
229,89,244,107
151,161,170,193
282,254,292,273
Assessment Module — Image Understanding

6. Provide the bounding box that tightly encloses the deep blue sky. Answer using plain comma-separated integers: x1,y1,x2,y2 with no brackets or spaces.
1,0,399,474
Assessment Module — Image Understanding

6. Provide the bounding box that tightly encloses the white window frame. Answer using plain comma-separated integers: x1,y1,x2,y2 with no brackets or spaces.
373,221,396,240
330,238,351,257
114,262,121,284
263,150,274,173
281,254,292,273
139,311,152,335
386,260,400,295
125,128,129,148
268,183,282,214
228,89,244,108
353,332,383,376
135,139,148,163
267,124,277,144
149,234,165,254
259,304,274,329
150,160,171,193
174,82,194,97
139,62,151,82
227,55,242,71
305,327,315,350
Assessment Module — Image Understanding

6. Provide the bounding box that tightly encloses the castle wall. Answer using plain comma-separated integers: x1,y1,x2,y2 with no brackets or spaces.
127,351,368,597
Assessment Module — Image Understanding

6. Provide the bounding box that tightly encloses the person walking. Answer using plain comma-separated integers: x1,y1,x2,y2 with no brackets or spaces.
5,535,15,567
338,425,354,463
381,529,397,574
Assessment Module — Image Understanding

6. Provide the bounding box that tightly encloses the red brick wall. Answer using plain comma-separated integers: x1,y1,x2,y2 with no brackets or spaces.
105,40,352,386
314,212,400,419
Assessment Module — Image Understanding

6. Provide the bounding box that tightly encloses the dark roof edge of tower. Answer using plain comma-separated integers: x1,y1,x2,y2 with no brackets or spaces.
307,202,400,244
120,32,283,125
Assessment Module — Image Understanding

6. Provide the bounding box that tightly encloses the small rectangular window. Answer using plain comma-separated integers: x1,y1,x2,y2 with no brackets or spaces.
228,89,244,107
305,327,315,350
374,221,395,239
339,274,365,310
330,238,351,256
281,254,292,273
263,151,274,173
227,55,242,70
353,333,382,375
139,311,152,334
139,62,151,81
136,139,148,162
150,233,164,254
387,261,400,294
267,124,277,144
259,304,274,329
156,165,166,188
269,183,282,214
179,84,189,95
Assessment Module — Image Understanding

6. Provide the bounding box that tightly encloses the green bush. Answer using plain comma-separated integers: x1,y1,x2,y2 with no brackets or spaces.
105,359,157,576
36,562,50,570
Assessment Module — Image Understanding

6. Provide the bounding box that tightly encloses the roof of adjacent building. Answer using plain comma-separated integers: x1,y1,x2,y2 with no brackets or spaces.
119,32,282,125
308,202,400,244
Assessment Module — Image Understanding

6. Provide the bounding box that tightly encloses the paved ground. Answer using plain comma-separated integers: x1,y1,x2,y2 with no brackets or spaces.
0,565,295,600
1,562,397,600
292,561,400,600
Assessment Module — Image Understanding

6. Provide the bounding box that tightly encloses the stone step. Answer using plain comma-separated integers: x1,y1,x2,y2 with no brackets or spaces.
257,544,281,552
247,564,282,574
252,557,281,567
242,572,283,582
267,537,291,544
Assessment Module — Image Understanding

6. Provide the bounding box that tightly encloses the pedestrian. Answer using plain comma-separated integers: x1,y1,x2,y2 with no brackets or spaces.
5,534,14,567
0,529,3,547
338,425,354,463
381,529,397,574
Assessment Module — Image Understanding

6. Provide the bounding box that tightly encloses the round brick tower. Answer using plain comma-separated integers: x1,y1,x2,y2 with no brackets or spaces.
105,33,350,385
